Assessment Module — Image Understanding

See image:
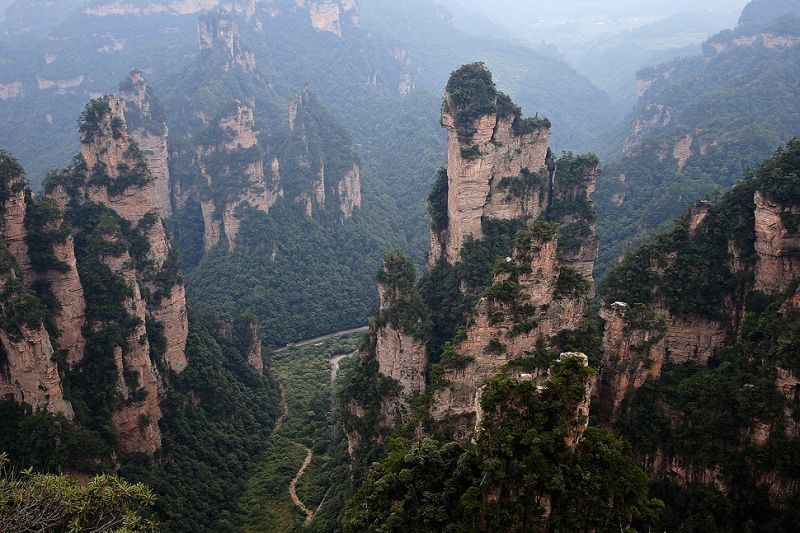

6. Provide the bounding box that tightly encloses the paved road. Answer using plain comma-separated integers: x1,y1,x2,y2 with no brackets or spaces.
273,326,368,354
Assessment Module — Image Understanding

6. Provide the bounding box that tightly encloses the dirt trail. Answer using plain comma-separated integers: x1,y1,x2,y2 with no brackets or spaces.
271,384,287,437
289,446,314,526
272,344,361,527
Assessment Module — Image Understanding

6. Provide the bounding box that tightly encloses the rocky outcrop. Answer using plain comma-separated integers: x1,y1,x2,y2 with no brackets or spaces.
0,323,74,419
29,186,88,367
0,247,73,419
36,76,84,93
673,134,693,172
280,86,361,219
373,253,428,402
119,71,172,218
754,190,800,293
198,13,256,72
309,1,342,36
432,225,593,426
0,82,22,100
0,164,32,279
98,235,163,456
196,101,280,250
432,66,551,265
338,164,362,218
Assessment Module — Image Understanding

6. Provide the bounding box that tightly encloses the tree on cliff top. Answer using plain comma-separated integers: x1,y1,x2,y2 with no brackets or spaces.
0,453,157,532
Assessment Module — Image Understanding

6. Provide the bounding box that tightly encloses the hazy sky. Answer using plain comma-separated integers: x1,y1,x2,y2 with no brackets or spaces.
442,0,750,43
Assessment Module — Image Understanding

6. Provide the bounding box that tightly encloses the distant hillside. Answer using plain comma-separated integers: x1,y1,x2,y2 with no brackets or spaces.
594,0,800,278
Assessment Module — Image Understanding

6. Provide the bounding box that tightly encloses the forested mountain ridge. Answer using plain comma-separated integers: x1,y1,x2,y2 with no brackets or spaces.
594,0,800,277
339,62,800,530
0,98,280,531
339,63,660,530
598,139,800,528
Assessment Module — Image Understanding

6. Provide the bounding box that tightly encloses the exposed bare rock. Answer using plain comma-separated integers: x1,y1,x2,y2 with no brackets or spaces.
149,283,189,373
309,1,342,37
196,102,280,250
280,87,360,219
201,199,222,250
433,88,550,265
595,302,666,426
0,168,32,279
119,71,172,218
673,134,693,172
433,228,592,426
0,252,73,418
375,326,426,397
553,352,592,448
754,191,800,293
0,323,74,419
689,201,712,234
373,257,428,399
763,33,800,48
0,82,22,100
337,164,361,218
642,449,729,494
32,185,87,367
596,298,730,426
198,13,256,72
36,76,84,93
99,237,163,455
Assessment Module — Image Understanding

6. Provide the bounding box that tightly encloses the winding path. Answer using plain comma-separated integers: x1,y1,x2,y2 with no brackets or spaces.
289,446,314,526
273,339,362,526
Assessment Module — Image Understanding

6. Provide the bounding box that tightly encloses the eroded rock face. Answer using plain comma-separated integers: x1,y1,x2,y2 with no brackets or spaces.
375,326,426,397
32,185,88,367
120,71,172,218
0,323,74,419
433,104,550,265
0,82,22,100
0,170,32,279
754,191,800,293
198,12,257,71
432,230,593,427
595,298,731,426
309,1,342,36
373,267,427,400
100,244,163,456
196,101,280,250
281,87,361,219
338,164,362,218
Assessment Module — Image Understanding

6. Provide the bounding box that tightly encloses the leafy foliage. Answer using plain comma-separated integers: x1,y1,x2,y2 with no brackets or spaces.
0,453,157,532
343,359,661,532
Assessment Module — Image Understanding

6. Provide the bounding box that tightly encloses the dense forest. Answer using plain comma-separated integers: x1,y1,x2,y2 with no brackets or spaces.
1,0,799,531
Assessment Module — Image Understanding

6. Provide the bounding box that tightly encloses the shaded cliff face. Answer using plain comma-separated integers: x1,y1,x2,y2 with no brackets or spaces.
196,101,280,250
0,209,73,418
431,63,551,266
598,140,800,509
280,86,362,219
343,251,429,445
119,71,172,218
432,222,594,429
0,96,192,455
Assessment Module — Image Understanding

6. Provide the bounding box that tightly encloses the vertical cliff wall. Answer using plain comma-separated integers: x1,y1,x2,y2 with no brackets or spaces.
196,100,279,250
430,63,551,266
119,71,172,219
